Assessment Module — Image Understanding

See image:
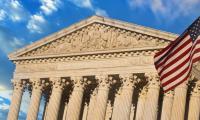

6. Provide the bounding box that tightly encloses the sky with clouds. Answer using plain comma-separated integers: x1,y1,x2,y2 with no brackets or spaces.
0,0,199,119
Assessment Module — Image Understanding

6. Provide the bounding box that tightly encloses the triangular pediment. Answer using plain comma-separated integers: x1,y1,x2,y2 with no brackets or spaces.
9,16,178,60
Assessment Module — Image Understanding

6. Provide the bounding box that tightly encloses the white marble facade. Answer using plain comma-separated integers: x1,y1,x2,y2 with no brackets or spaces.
7,16,200,120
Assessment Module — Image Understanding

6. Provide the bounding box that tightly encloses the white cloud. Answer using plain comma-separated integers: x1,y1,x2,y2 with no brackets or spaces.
0,28,26,53
11,38,25,47
0,0,62,33
68,0,93,9
0,0,30,22
68,0,109,17
0,85,6,91
128,0,146,7
95,8,108,17
0,10,6,21
0,103,9,110
128,0,200,20
26,0,62,33
40,0,61,15
27,14,46,33
0,90,12,100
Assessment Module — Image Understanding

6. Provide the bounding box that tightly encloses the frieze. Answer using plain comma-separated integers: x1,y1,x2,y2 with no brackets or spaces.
15,52,153,73
19,23,170,58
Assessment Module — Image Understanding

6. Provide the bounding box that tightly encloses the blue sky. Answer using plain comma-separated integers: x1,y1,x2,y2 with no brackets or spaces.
0,0,199,119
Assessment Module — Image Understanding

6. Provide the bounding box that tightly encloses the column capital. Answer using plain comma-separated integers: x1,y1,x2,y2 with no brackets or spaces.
95,74,111,88
119,73,139,88
30,78,47,90
51,77,67,90
12,79,27,90
145,72,160,89
139,86,148,98
71,76,85,88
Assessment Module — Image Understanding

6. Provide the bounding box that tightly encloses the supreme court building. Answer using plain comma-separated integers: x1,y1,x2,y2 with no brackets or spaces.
7,16,200,120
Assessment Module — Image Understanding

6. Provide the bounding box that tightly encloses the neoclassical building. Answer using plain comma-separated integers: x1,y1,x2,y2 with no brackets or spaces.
7,16,200,120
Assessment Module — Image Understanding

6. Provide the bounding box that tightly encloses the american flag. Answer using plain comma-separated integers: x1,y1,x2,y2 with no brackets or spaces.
154,17,200,92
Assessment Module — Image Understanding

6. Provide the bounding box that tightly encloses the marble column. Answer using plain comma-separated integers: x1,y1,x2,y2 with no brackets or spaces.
93,75,111,120
143,73,160,120
82,103,88,120
45,78,66,120
112,73,137,120
27,79,46,120
87,88,98,120
188,81,200,120
7,80,26,120
111,87,122,120
66,76,85,120
171,81,188,120
62,101,68,120
161,90,174,120
135,87,147,120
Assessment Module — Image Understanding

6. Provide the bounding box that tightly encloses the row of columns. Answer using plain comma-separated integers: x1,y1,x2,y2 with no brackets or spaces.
161,80,200,120
7,73,200,120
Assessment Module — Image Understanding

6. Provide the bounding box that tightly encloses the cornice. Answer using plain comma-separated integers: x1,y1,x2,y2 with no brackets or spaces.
14,48,158,65
11,46,162,61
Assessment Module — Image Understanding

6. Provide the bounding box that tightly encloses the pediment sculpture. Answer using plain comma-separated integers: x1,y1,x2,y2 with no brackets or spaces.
19,23,171,58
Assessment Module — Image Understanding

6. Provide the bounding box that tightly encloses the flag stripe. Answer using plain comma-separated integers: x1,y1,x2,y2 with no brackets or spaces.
163,72,191,92
159,45,192,76
161,59,190,84
160,54,191,81
162,63,191,86
158,40,192,74
155,36,191,70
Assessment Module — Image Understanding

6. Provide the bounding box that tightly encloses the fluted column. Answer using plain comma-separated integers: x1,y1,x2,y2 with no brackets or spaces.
87,88,98,120
66,76,85,120
93,75,111,120
45,78,66,120
112,73,137,120
188,81,200,120
7,80,26,120
82,103,88,120
161,90,174,120
143,73,160,120
135,87,147,120
62,101,68,120
27,79,46,120
171,81,188,120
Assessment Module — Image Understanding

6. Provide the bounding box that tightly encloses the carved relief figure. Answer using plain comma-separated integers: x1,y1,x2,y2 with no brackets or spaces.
20,23,170,57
